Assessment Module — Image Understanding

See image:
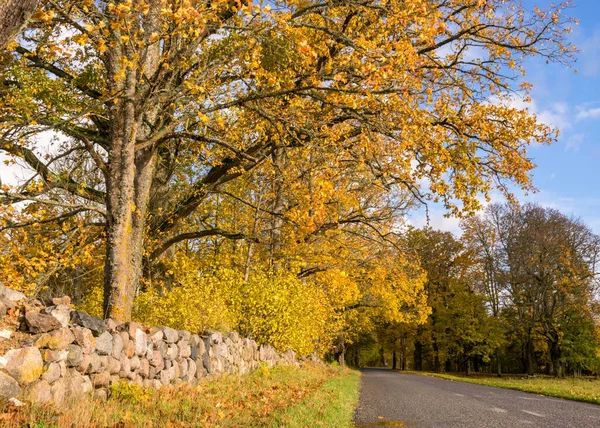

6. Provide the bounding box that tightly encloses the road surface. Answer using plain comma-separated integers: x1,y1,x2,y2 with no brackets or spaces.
354,369,600,427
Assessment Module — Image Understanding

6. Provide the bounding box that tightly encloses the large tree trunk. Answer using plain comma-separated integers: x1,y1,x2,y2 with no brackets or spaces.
0,0,38,48
103,5,161,321
379,346,387,367
333,333,346,367
496,348,502,377
549,340,564,378
526,338,535,376
103,82,139,321
413,340,423,371
433,339,441,373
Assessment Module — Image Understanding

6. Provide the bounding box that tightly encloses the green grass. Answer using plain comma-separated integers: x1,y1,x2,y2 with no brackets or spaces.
410,371,600,405
0,363,361,427
268,367,360,427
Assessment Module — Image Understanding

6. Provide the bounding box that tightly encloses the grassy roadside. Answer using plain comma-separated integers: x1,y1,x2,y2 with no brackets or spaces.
268,367,360,427
409,371,600,405
0,363,360,427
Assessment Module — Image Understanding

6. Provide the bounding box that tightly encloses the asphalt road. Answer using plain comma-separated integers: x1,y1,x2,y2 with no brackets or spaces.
354,369,600,428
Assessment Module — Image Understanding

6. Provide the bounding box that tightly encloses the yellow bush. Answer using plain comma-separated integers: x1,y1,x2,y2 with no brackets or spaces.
133,255,243,333
238,271,331,356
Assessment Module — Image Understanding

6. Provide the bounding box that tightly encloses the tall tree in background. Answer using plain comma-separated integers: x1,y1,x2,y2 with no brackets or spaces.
407,228,501,373
462,210,507,376
0,0,576,320
0,0,38,48
468,204,600,376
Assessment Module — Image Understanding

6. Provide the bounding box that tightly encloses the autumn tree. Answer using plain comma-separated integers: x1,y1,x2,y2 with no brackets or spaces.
0,0,576,320
406,227,501,373
461,211,507,376
466,203,600,376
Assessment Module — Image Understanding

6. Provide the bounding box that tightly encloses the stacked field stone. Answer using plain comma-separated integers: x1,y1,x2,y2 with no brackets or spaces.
0,285,308,404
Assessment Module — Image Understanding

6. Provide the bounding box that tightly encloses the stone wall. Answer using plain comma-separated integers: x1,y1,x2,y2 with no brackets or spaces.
0,285,309,405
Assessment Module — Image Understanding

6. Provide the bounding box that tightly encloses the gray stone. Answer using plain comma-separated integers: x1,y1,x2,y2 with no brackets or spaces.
0,371,21,398
178,341,191,358
156,341,167,358
207,331,222,345
134,328,147,356
107,357,121,374
190,334,201,347
162,327,179,343
35,327,75,350
119,354,131,374
160,367,172,386
178,359,188,378
4,288,26,302
130,355,140,370
42,305,72,328
96,331,113,356
125,339,135,358
8,397,25,407
0,298,15,312
88,353,103,373
166,344,178,359
72,327,96,354
150,350,163,369
178,330,191,341
92,371,111,388
4,347,43,385
0,329,12,339
117,321,143,340
77,354,91,373
112,333,124,358
202,350,211,374
26,311,61,333
145,347,153,361
26,379,52,403
66,344,83,367
187,358,197,380
139,358,150,378
42,362,61,384
259,344,268,361
41,348,68,363
70,311,106,336
51,369,91,405
148,330,163,345
126,369,136,381
99,355,109,372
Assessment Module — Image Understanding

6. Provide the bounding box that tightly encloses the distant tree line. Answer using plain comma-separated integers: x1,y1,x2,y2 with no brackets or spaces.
348,203,600,378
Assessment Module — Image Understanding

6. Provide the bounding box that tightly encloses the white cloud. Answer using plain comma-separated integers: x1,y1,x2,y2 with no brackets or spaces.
576,106,600,121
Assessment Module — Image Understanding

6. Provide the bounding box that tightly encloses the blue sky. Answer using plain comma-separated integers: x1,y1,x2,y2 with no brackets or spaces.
411,0,600,235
